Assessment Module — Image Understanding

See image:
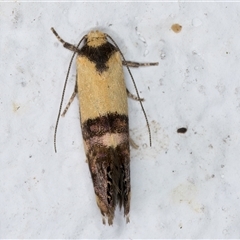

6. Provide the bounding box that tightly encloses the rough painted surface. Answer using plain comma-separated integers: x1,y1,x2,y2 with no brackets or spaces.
1,2,240,238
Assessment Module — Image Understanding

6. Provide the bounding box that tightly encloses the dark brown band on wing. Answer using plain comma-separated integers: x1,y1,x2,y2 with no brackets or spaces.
82,112,128,140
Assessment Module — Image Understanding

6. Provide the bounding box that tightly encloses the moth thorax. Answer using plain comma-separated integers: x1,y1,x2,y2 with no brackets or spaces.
86,30,107,47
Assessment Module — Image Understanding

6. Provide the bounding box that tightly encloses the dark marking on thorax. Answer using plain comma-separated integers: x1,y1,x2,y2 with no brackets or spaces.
80,42,117,73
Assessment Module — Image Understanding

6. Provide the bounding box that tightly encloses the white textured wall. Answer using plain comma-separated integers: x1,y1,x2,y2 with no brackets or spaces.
1,2,240,238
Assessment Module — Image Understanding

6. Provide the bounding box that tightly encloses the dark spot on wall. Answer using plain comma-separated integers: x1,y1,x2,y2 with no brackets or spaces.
177,127,187,134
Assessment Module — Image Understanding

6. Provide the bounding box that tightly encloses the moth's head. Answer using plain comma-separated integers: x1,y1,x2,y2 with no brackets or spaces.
85,30,108,47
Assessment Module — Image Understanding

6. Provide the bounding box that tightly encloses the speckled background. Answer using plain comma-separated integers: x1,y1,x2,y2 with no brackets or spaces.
1,2,240,238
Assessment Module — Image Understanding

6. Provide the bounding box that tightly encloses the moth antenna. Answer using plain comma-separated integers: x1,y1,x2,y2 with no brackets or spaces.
52,28,86,153
107,34,152,147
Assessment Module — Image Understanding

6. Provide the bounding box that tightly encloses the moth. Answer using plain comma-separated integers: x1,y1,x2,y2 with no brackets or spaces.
51,28,158,225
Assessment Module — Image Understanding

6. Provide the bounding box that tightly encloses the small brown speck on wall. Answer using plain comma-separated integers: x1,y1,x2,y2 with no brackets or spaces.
171,24,182,33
